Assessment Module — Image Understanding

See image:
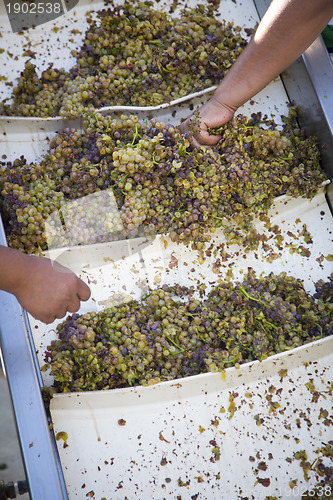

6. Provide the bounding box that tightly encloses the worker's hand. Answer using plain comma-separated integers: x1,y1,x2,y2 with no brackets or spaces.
13,254,91,324
180,96,237,148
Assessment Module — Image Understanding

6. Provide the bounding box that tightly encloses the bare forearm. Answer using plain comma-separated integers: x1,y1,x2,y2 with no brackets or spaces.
0,246,27,295
214,0,333,109
0,245,91,323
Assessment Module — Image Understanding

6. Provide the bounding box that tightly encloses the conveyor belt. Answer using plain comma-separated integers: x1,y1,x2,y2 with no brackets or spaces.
0,1,332,498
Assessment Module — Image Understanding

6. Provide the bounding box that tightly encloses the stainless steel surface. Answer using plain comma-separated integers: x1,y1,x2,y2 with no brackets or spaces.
299,38,333,210
0,222,68,500
252,0,271,20
281,37,333,179
253,0,333,204
0,368,30,500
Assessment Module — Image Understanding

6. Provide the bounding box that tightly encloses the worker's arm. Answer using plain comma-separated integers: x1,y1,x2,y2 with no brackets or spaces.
180,0,333,147
0,246,91,324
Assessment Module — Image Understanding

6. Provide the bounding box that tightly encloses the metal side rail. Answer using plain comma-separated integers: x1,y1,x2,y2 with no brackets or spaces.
0,219,68,500
254,0,333,206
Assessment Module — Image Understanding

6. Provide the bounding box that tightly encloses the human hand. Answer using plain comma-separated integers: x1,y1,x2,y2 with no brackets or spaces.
14,254,91,324
180,96,236,148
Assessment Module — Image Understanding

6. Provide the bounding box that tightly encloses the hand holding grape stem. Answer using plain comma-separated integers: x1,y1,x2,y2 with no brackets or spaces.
182,98,236,148
180,0,333,148
0,246,91,324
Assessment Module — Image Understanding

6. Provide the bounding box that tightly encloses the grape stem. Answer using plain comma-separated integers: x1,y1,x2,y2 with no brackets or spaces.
239,285,269,309
219,352,240,368
166,335,185,353
128,123,141,147
314,322,323,338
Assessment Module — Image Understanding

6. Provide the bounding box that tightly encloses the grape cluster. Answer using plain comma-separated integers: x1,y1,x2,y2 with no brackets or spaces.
43,271,333,392
0,1,249,117
0,157,66,253
0,110,327,254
